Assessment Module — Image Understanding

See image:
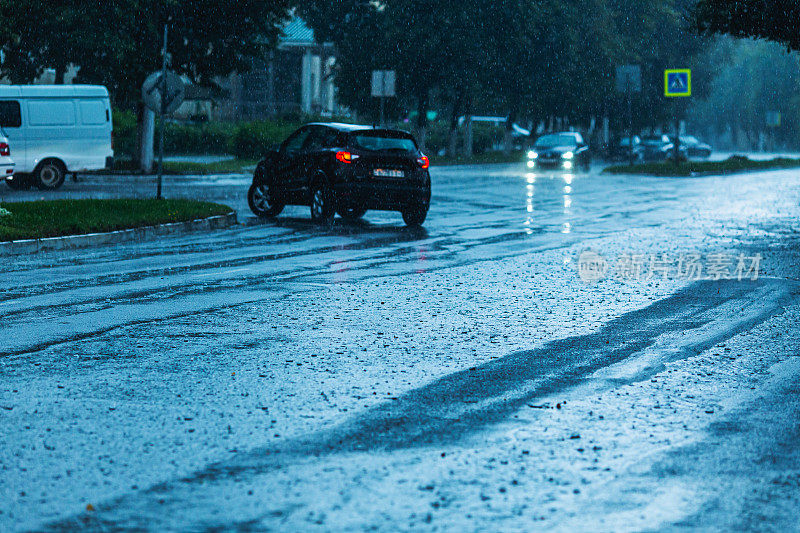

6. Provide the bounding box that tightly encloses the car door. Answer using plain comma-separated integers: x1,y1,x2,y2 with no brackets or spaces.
292,126,330,195
274,127,311,202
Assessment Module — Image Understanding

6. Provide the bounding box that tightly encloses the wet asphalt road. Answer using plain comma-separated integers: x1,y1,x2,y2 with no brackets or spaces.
2,163,800,531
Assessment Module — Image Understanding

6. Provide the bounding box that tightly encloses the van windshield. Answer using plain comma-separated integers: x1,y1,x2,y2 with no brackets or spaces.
350,133,417,153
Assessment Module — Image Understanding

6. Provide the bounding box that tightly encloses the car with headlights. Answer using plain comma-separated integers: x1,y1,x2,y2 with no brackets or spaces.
247,123,431,226
0,133,15,186
680,136,712,159
527,132,591,171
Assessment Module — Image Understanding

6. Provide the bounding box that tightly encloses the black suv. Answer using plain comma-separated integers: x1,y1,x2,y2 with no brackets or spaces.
247,123,432,226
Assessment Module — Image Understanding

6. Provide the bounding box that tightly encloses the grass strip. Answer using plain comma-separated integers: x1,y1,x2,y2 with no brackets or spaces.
0,199,232,242
604,156,800,177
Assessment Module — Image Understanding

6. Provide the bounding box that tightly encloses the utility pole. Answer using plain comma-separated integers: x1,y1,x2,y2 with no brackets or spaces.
627,80,634,167
157,23,168,200
616,65,641,167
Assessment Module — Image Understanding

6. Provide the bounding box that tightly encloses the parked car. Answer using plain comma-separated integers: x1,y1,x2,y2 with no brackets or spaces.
527,132,591,171
608,136,643,162
680,136,713,159
247,123,432,226
0,133,14,182
0,85,114,191
641,135,688,162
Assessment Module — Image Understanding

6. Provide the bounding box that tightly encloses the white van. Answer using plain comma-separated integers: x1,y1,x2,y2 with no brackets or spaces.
0,85,113,190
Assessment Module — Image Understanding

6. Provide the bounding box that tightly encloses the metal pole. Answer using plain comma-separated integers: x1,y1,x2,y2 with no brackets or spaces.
627,82,634,167
157,23,168,199
380,96,385,128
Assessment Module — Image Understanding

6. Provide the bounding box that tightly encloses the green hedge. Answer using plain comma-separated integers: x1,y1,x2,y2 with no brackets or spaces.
111,111,507,161
112,110,307,159
113,110,139,158
230,121,300,159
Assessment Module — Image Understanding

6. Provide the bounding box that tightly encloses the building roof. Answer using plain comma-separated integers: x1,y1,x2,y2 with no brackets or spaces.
280,17,316,47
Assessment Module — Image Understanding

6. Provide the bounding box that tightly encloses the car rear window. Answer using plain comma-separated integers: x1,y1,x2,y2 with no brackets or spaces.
350,133,417,153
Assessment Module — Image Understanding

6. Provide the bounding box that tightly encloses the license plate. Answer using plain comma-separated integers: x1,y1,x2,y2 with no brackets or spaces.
373,168,404,178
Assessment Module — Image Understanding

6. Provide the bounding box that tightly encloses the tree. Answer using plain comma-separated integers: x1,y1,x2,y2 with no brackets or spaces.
695,0,800,51
0,1,294,106
300,0,708,153
690,38,800,150
297,0,466,150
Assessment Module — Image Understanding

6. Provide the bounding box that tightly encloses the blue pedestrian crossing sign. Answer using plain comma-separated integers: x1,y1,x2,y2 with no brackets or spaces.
665,69,691,97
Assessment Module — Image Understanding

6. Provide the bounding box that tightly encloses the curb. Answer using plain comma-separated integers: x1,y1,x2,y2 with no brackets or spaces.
0,212,237,256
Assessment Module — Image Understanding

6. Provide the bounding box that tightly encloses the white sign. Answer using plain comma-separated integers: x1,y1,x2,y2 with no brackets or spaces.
616,65,641,93
142,71,185,114
766,111,781,128
371,70,396,98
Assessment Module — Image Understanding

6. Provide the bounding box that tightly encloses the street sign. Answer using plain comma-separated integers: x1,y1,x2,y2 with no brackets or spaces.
766,111,781,128
371,70,396,98
142,71,185,114
664,69,691,97
615,65,641,93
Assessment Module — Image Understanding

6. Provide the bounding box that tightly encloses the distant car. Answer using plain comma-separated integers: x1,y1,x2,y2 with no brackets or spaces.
0,134,14,185
680,136,712,159
608,136,643,162
641,135,687,162
248,123,431,226
527,132,591,171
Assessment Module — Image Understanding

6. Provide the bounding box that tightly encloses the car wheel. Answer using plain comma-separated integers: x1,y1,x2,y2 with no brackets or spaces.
401,186,431,227
402,204,429,227
248,182,284,219
338,206,367,221
310,181,335,225
5,175,32,191
34,160,66,191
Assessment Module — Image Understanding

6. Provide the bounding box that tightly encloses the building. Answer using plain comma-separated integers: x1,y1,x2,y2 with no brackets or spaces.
205,17,339,121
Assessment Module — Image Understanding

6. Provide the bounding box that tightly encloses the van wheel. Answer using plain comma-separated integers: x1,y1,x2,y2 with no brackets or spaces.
34,160,67,191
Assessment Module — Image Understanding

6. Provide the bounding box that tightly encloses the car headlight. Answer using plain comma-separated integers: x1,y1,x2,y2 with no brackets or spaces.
563,151,574,160
527,151,538,160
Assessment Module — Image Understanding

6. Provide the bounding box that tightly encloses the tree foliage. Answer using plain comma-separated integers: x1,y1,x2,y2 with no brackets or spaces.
0,0,294,106
299,0,705,141
690,38,800,149
695,0,800,51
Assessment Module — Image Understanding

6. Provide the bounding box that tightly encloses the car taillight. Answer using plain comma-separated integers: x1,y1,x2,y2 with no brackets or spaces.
336,151,358,164
417,155,430,170
0,143,9,157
